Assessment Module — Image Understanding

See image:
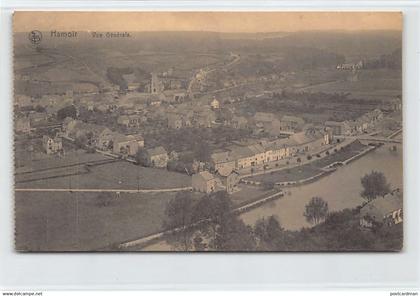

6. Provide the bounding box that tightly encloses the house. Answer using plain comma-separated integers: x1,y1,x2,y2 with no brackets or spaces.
28,112,48,126
210,151,236,173
229,146,258,169
279,115,305,132
145,146,169,168
382,97,402,112
38,95,74,116
253,112,280,136
96,131,119,151
350,109,384,134
262,138,291,162
65,120,112,147
193,108,216,128
325,121,349,136
151,72,165,94
14,95,32,108
122,73,139,91
210,98,220,109
167,113,183,129
192,171,218,193
360,189,403,228
112,134,144,156
216,169,240,194
286,126,330,155
167,108,194,129
15,117,31,133
336,61,363,70
231,115,249,129
42,135,63,155
161,90,186,103
247,144,266,166
117,115,142,128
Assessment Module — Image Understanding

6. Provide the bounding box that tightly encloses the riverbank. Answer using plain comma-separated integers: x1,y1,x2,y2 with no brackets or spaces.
116,141,378,251
243,140,373,187
119,142,402,251
241,143,403,231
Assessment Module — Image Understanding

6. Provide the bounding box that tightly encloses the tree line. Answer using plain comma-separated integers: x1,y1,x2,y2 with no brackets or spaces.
161,170,397,251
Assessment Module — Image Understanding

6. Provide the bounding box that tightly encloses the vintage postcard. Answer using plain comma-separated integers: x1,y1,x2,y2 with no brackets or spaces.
13,12,403,252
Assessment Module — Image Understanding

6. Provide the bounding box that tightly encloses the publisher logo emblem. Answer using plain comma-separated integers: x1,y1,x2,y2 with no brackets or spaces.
28,30,42,45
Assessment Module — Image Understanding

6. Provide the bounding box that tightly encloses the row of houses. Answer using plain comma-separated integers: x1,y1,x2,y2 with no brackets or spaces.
63,119,144,156
325,109,384,136
165,105,307,136
192,169,240,194
210,126,333,172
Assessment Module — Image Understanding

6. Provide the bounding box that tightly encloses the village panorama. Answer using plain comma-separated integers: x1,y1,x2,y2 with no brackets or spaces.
14,19,403,251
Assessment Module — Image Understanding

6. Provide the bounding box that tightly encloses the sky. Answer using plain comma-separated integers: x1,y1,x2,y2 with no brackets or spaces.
14,11,402,33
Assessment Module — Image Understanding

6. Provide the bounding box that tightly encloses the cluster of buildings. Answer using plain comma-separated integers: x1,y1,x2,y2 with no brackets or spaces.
325,109,384,136
191,126,332,194
63,119,144,156
252,112,305,136
359,189,403,228
166,102,217,129
42,135,63,155
58,118,171,168
192,168,240,194
336,60,364,70
208,126,333,175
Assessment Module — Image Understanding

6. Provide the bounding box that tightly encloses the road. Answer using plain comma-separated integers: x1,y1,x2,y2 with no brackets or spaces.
15,187,193,194
187,52,240,95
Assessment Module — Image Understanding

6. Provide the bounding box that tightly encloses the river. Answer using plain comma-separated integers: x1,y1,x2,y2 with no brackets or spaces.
141,143,402,250
240,143,403,230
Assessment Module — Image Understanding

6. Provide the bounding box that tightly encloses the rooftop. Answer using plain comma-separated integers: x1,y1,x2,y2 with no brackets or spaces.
196,171,215,181
147,146,167,157
360,190,403,222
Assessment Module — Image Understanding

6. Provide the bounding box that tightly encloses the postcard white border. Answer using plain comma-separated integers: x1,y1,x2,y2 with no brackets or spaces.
1,1,419,290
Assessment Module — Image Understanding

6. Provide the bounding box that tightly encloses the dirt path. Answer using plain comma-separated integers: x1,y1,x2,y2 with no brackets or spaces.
15,187,193,193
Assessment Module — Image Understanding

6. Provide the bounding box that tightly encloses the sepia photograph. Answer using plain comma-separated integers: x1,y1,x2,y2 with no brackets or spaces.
13,11,403,252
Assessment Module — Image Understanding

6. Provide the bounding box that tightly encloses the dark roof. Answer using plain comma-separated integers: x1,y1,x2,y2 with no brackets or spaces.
147,146,167,157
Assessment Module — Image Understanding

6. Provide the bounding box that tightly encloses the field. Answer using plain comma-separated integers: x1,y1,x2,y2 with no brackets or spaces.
14,42,227,96
15,143,112,173
300,69,402,100
15,190,202,251
16,158,191,189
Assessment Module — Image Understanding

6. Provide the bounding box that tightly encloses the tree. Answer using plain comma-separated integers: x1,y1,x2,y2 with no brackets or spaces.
360,170,391,202
304,196,329,225
192,192,233,249
57,105,77,120
262,181,275,191
193,141,211,162
254,215,283,249
74,134,88,149
213,215,256,251
34,105,45,113
163,192,196,251
135,148,149,166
